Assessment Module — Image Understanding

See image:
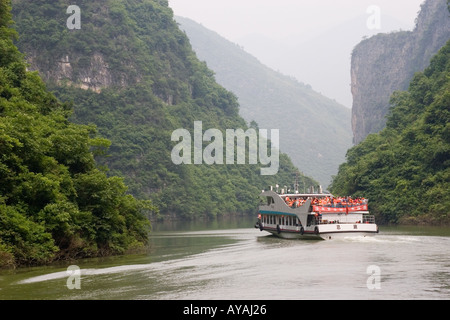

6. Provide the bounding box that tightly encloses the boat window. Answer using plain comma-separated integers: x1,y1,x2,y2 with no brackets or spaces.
307,215,313,227
266,197,275,205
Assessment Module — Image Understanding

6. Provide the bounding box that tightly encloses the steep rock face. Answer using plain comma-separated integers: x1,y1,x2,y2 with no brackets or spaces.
26,52,113,92
12,0,129,93
351,0,450,144
11,0,182,103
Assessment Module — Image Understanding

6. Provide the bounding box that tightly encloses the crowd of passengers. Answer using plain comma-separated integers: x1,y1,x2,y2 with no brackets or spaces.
284,196,367,208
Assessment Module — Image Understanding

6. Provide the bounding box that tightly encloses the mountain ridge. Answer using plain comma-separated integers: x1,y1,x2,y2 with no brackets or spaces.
176,16,352,187
331,39,450,225
11,0,316,219
351,0,450,144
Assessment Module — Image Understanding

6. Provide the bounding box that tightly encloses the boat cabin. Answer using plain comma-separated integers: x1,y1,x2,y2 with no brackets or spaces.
257,190,377,239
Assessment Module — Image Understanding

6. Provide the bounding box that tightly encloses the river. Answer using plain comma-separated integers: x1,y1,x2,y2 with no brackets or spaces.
1,217,449,300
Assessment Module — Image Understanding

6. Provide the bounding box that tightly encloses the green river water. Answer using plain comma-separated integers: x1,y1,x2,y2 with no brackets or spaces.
1,217,449,300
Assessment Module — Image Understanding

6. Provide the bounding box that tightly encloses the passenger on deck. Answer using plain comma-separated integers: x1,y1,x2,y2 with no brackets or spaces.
285,197,290,206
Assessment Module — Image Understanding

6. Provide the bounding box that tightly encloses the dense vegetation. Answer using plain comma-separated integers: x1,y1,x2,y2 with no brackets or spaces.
176,16,352,188
331,41,450,225
11,0,316,220
0,0,156,268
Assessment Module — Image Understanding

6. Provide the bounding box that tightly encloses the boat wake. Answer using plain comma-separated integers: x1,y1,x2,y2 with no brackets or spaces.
341,234,422,244
16,229,254,286
16,264,155,284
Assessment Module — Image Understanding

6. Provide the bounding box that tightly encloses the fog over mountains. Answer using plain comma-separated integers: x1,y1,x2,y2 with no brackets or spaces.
177,16,353,187
234,12,414,108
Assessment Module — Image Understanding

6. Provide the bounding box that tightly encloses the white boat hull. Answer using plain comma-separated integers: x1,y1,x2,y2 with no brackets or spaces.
257,223,378,240
256,190,378,241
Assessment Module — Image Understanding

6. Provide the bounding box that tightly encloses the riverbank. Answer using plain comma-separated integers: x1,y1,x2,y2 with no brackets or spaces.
397,214,450,226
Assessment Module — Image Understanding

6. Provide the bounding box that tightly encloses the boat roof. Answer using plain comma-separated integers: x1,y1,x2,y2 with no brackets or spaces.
281,193,333,197
260,190,333,197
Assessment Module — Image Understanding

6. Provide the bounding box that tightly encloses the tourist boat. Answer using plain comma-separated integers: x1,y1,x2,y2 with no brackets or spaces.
255,189,378,240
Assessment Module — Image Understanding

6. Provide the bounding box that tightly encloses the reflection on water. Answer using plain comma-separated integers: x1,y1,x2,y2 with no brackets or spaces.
1,217,450,300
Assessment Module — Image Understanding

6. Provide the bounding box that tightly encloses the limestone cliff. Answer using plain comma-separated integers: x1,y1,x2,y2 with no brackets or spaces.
12,0,168,101
26,51,114,93
351,0,450,144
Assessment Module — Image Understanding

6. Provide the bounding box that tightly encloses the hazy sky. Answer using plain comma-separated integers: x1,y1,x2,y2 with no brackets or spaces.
168,0,425,107
169,0,424,41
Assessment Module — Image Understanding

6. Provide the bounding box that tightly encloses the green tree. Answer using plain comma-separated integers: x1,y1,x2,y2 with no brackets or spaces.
331,40,450,225
0,0,156,267
11,0,317,221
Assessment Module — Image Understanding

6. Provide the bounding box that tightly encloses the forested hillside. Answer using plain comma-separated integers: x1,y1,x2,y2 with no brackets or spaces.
176,16,352,188
11,0,316,220
0,0,154,267
331,40,450,225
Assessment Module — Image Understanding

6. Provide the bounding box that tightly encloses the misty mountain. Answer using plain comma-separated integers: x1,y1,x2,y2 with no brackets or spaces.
234,12,415,108
351,0,450,144
176,16,352,187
